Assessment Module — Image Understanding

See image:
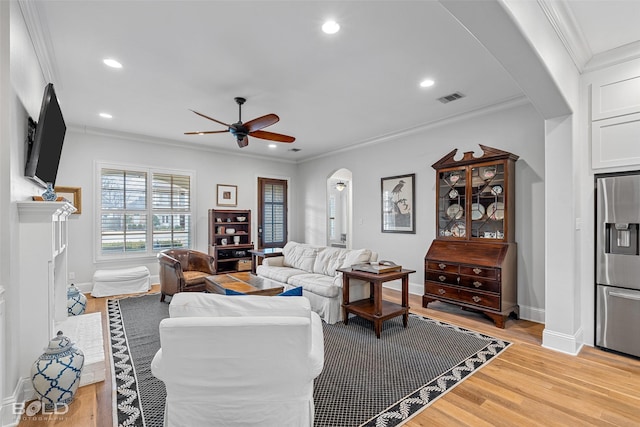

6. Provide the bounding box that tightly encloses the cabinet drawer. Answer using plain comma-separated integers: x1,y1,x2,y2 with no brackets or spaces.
425,282,459,299
457,288,500,310
426,261,458,273
458,276,501,294
460,266,497,279
425,271,458,285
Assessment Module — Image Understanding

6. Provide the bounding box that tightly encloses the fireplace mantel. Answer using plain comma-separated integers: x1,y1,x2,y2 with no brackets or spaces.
17,200,76,378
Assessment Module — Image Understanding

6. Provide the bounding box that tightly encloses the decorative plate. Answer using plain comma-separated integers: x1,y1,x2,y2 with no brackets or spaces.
471,203,485,220
491,185,503,195
451,222,466,237
487,202,505,220
482,167,496,179
448,189,458,199
449,172,460,183
446,204,463,219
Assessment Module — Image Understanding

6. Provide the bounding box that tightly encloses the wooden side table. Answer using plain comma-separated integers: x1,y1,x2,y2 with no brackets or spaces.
248,248,283,274
337,267,416,338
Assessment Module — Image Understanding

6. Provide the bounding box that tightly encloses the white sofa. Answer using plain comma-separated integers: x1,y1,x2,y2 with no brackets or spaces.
256,241,378,324
151,292,324,427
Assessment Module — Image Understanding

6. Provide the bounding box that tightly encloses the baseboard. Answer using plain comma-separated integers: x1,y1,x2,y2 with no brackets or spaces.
1,377,32,427
382,280,422,296
542,327,585,355
518,305,545,324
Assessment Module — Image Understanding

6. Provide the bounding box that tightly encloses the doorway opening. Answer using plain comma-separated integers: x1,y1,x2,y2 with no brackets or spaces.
327,169,352,249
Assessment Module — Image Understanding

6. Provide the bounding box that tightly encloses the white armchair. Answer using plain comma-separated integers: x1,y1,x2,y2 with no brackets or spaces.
150,292,324,427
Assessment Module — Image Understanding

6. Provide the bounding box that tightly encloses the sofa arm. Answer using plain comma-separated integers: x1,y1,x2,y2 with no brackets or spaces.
262,256,285,267
308,312,324,379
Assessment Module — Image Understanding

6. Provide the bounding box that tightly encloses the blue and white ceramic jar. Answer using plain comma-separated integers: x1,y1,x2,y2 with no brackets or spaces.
67,284,87,316
41,183,57,201
31,331,85,410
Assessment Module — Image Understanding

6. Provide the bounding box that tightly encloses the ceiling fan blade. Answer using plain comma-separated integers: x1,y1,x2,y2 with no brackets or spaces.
184,130,230,135
249,130,295,143
244,114,279,132
237,136,249,148
189,109,231,127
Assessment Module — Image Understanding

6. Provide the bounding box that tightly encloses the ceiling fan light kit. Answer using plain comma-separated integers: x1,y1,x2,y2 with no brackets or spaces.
186,97,295,148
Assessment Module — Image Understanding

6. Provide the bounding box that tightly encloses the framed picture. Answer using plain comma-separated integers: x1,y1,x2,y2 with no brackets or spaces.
217,184,237,207
381,173,415,233
55,186,82,214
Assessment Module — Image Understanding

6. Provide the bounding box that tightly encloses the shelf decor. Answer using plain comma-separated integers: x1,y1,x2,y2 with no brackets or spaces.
381,173,415,233
55,186,82,214
217,184,237,207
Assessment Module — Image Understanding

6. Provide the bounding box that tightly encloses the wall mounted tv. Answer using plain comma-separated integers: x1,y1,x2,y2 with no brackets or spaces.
25,83,67,188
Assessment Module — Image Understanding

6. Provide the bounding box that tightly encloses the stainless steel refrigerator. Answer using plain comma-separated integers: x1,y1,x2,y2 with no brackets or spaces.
595,172,640,358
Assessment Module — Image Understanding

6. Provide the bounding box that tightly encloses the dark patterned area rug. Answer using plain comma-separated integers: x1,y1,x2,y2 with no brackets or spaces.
108,294,511,427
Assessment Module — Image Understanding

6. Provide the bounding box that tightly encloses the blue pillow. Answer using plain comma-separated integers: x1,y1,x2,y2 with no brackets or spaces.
278,286,303,296
224,288,247,295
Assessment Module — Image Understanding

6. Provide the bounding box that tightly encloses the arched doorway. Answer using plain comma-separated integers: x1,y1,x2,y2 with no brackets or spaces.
327,168,352,249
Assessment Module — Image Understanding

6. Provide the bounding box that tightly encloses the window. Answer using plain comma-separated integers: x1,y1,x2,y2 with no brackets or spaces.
98,164,193,259
258,178,287,249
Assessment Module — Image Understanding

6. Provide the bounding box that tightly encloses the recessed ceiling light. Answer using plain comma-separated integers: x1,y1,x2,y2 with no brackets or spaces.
322,20,340,34
268,144,277,149
420,79,435,88
99,112,113,119
103,58,122,69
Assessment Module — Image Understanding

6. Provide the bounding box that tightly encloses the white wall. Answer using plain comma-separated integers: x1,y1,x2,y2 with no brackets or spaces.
57,129,299,285
2,1,52,422
296,101,546,321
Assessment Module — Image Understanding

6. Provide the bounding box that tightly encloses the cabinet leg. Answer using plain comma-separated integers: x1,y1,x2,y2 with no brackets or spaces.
422,295,435,308
484,311,506,329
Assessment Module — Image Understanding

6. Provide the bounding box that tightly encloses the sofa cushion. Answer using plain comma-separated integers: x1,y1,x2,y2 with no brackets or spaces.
312,247,347,276
287,273,341,298
169,292,311,318
282,242,321,273
340,248,373,268
256,265,308,284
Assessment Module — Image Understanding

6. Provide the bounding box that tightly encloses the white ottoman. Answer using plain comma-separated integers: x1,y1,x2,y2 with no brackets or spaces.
91,266,151,297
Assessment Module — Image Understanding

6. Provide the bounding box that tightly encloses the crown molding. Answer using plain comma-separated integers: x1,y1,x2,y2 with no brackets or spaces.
537,0,591,73
584,40,640,73
18,0,59,85
67,124,298,165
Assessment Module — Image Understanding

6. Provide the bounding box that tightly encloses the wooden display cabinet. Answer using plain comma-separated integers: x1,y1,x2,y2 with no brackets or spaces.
208,209,253,273
423,145,519,328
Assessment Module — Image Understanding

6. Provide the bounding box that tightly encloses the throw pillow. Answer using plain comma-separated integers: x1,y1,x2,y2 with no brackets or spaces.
224,286,303,297
278,286,303,296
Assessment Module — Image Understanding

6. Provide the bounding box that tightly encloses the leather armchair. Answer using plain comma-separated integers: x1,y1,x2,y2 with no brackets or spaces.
157,249,215,302
151,293,324,427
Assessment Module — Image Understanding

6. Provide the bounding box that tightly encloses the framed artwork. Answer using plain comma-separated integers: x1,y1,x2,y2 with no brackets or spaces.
381,173,415,233
217,184,237,207
55,186,82,214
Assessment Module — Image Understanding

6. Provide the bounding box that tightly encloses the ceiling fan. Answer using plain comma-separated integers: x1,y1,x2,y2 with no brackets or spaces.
185,97,296,148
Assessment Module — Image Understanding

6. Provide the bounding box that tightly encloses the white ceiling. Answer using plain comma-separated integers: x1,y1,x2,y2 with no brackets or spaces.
27,1,640,162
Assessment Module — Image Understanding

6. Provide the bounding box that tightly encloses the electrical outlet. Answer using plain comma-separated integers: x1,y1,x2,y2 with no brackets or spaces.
69,272,76,280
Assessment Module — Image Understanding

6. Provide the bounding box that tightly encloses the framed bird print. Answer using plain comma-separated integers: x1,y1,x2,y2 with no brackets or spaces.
381,173,415,233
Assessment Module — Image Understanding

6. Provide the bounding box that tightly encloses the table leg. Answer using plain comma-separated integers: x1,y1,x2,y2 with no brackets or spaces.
374,280,382,316
375,320,381,339
402,275,409,328
342,274,350,325
251,253,258,275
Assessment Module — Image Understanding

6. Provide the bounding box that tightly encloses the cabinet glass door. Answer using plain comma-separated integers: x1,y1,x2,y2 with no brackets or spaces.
470,163,505,239
438,169,466,238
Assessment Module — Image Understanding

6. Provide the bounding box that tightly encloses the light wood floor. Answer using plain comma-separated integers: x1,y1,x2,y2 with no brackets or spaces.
19,286,640,426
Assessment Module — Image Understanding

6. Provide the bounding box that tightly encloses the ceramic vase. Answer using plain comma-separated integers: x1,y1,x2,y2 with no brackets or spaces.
31,331,85,410
41,183,57,201
67,284,87,316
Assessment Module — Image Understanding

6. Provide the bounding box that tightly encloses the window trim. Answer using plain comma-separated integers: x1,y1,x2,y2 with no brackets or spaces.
95,161,196,262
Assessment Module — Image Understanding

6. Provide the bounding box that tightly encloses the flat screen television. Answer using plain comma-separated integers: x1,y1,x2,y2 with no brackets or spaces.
25,83,67,188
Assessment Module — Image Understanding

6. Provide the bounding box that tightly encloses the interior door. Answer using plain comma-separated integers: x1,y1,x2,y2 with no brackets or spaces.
258,177,288,249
